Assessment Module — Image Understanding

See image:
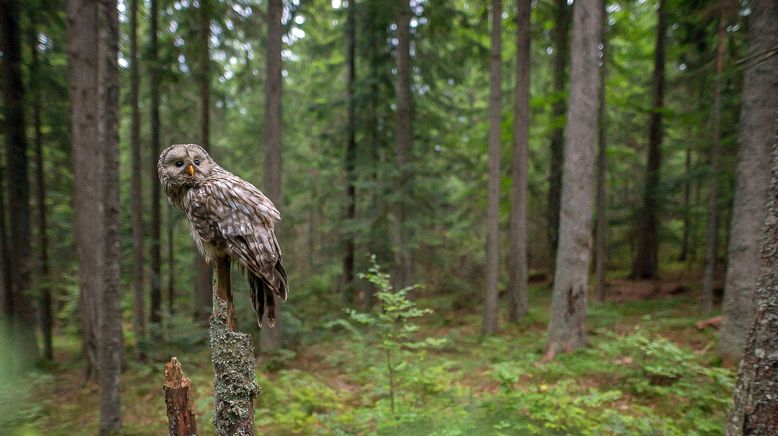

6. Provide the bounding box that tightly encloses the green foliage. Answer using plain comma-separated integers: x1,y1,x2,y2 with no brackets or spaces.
342,256,446,417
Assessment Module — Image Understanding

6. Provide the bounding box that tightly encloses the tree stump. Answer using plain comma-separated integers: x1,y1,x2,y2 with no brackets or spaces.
163,357,197,436
210,295,258,435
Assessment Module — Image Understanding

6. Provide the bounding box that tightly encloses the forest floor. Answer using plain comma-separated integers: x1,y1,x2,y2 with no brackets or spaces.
5,267,734,435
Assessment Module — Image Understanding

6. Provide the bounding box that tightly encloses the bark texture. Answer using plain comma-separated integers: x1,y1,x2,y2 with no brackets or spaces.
631,0,666,280
97,0,122,431
66,0,101,380
545,0,602,358
30,13,54,361
342,0,357,304
164,357,198,436
594,0,608,302
720,0,778,359
67,0,122,428
211,297,257,435
149,0,163,333
483,0,502,335
193,0,213,324
0,167,10,318
1,0,38,363
727,122,778,435
507,0,530,322
393,0,413,290
129,0,146,355
260,0,283,353
702,14,726,314
547,0,570,281
679,142,691,262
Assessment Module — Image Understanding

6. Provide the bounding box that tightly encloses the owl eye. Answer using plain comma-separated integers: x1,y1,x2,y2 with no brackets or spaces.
175,161,184,167
194,159,200,166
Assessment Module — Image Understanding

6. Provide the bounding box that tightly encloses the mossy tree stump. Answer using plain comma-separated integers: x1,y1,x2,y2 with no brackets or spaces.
210,256,258,435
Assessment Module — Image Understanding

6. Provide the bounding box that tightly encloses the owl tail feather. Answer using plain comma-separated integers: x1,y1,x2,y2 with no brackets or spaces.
265,287,277,328
249,274,266,328
248,261,288,328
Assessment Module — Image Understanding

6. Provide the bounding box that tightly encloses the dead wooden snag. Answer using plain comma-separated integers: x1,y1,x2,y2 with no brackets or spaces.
163,357,198,436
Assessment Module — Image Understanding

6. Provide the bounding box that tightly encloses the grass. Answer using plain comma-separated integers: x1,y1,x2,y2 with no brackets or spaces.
5,275,733,435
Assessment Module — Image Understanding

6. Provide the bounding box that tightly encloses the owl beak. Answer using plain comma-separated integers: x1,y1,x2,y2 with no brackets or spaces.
187,163,195,177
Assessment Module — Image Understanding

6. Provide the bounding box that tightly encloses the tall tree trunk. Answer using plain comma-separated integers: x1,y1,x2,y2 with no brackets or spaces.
544,0,603,359
507,0,530,323
260,0,283,354
342,0,357,304
393,0,413,290
97,0,122,430
727,119,778,435
29,12,54,361
0,166,11,319
719,0,777,360
66,0,123,424
193,0,212,324
547,0,571,281
168,206,175,316
702,13,726,314
482,0,502,335
67,0,101,380
631,0,666,280
364,5,382,310
149,0,163,337
129,0,146,356
594,1,608,302
679,141,691,262
1,0,38,363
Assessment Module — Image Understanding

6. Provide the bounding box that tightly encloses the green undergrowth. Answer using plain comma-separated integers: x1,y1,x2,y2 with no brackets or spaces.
13,276,733,435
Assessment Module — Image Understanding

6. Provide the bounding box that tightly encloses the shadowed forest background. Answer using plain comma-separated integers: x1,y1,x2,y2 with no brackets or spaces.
1,0,777,434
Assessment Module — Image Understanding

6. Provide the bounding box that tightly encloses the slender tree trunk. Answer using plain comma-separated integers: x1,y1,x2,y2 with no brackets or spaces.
594,2,608,302
482,0,502,335
66,0,101,380
193,0,212,324
547,0,570,281
260,0,284,354
364,8,381,310
702,13,726,314
149,0,163,337
393,0,413,290
631,0,666,280
342,0,357,304
719,0,777,360
29,13,54,361
168,206,175,316
1,0,38,363
679,141,691,262
129,0,146,357
507,0,530,323
0,166,11,319
544,0,603,359
96,0,122,431
727,119,778,435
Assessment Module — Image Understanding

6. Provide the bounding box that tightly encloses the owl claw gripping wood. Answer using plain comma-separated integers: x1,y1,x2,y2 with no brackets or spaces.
158,143,289,329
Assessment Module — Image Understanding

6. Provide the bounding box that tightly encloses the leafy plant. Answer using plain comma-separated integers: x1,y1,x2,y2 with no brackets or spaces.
343,256,446,415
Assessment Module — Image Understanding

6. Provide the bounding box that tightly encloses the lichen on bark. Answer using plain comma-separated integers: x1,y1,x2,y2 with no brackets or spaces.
210,297,259,435
727,122,778,434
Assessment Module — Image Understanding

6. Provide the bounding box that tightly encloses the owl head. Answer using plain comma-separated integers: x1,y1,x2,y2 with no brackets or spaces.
158,144,215,192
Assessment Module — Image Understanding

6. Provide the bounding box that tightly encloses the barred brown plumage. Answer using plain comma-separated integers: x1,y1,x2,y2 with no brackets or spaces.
158,143,288,327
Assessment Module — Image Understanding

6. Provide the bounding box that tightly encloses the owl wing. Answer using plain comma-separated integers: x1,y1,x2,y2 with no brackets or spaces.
189,173,288,327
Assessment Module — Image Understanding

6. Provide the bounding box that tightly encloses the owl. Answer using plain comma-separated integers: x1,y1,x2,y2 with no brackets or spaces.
158,143,288,327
